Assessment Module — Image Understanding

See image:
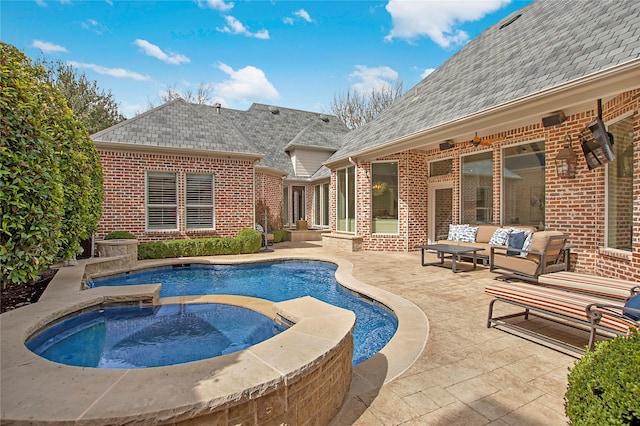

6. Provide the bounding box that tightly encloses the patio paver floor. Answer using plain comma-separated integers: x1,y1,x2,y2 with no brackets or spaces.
268,242,577,425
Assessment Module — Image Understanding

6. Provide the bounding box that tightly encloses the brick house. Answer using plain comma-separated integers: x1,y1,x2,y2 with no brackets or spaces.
92,101,349,242
93,0,640,280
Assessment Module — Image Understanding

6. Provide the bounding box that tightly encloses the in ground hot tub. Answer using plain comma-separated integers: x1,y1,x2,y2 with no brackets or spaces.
5,294,355,425
26,302,286,368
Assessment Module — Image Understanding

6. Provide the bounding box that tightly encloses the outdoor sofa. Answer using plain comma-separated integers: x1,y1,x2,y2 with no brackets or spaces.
437,224,570,281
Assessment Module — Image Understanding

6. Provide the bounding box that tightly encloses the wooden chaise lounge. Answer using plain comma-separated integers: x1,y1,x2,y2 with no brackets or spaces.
485,281,640,354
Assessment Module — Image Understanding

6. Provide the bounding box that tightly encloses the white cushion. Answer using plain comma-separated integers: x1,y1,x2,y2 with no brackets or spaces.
458,226,478,243
519,232,534,257
447,224,469,241
489,228,511,245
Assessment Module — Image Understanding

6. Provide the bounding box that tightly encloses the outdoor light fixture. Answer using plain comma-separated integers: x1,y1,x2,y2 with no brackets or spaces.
555,135,577,178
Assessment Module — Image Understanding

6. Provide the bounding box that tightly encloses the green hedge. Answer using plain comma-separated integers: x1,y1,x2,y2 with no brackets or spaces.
273,229,288,243
104,230,137,240
565,330,640,425
137,228,262,260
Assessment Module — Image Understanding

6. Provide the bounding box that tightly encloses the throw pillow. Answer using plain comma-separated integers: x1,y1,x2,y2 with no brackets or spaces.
506,231,527,256
458,226,478,243
489,228,511,246
447,224,469,241
623,294,640,321
519,231,534,258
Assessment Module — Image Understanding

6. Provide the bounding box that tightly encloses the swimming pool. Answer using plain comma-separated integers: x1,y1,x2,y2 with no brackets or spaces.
91,261,398,365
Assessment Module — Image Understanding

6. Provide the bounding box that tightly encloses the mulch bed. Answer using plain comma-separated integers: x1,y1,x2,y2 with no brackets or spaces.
1,268,57,314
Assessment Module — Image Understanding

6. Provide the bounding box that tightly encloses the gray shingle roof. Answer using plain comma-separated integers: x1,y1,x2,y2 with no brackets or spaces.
330,0,640,161
91,99,259,155
92,100,349,179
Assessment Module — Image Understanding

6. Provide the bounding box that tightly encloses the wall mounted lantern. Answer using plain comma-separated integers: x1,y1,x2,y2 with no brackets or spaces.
555,135,578,178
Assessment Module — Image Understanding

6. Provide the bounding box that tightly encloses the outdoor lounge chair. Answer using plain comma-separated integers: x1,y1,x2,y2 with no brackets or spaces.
538,271,640,300
490,231,569,282
485,281,640,354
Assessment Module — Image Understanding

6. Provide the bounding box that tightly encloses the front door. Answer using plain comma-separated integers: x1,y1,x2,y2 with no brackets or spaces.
428,182,453,243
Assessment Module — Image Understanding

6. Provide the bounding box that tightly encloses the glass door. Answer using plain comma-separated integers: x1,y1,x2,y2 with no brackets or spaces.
428,182,453,243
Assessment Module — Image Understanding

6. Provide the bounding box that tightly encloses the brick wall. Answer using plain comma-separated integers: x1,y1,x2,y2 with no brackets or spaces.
255,172,284,230
327,89,639,280
97,150,254,242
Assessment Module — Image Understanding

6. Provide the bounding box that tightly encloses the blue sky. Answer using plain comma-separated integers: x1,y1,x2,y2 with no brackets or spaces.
3,0,532,118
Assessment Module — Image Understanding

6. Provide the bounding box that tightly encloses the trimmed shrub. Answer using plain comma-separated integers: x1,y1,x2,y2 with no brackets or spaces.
137,229,261,260
565,330,640,425
274,229,288,243
237,228,262,254
104,230,137,240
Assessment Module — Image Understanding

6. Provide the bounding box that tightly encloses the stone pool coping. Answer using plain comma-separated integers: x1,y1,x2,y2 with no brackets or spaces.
0,253,429,424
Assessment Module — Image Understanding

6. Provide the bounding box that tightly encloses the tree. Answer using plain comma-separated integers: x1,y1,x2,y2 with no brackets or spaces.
329,81,404,130
37,58,126,134
0,43,104,285
145,83,214,111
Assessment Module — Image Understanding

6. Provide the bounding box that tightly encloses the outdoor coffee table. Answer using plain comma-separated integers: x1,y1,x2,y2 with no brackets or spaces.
415,244,485,273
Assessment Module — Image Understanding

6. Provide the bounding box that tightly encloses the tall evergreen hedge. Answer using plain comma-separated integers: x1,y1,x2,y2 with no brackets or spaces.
0,43,103,285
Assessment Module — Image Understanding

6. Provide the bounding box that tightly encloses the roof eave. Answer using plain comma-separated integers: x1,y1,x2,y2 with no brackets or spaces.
255,165,288,177
326,58,640,166
93,140,264,162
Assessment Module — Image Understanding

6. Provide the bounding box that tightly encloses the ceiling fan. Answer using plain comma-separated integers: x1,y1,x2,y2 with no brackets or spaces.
469,132,505,147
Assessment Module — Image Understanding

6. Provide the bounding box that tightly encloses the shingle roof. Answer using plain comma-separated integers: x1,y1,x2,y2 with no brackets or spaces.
91,99,259,155
330,0,640,161
92,100,349,179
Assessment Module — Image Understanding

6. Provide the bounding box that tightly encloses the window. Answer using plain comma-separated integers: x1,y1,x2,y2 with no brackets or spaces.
429,158,452,177
371,161,398,234
606,115,633,251
502,141,545,228
337,167,356,232
313,183,330,227
185,173,214,229
146,171,177,230
461,152,493,224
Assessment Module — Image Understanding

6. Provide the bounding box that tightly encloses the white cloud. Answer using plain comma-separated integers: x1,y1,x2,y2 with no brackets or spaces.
32,40,67,53
198,0,234,11
293,9,312,23
385,0,511,48
350,65,399,94
421,68,435,79
68,61,150,81
284,9,313,25
217,16,269,39
81,19,108,35
134,39,190,65
215,63,279,103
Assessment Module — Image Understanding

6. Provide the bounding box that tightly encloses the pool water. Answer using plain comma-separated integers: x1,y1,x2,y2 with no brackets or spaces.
91,261,398,365
27,303,285,368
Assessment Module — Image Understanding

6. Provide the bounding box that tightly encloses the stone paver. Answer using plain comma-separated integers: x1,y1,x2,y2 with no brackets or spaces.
266,243,578,426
